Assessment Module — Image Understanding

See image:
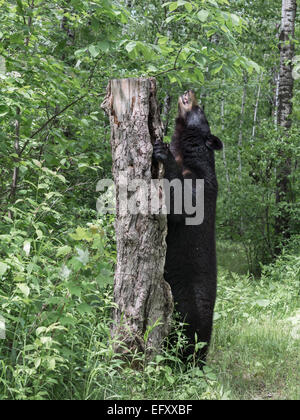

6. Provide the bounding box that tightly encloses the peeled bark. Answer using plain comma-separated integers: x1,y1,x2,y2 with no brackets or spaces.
101,78,173,359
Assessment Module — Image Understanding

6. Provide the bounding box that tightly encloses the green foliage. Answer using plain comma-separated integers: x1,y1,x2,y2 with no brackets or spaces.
210,251,300,400
118,0,258,86
0,0,299,401
1,240,299,400
0,210,115,399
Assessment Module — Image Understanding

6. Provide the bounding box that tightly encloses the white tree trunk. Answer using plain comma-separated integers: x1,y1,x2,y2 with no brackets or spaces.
252,73,262,139
238,80,247,176
278,0,297,128
101,78,173,359
275,0,297,241
274,72,280,127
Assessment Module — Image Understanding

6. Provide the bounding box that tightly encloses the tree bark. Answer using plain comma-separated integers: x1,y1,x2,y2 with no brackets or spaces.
238,78,247,176
275,0,297,244
252,72,262,139
277,0,296,130
101,78,173,360
274,71,280,127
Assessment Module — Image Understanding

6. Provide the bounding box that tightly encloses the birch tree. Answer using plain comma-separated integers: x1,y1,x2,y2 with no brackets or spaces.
275,0,297,243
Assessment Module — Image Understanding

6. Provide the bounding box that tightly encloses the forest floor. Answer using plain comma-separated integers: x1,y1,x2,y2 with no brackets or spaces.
86,241,300,401
1,240,299,400
207,242,300,400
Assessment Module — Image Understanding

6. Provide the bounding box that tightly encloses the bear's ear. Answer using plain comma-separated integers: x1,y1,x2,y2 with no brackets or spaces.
205,135,223,151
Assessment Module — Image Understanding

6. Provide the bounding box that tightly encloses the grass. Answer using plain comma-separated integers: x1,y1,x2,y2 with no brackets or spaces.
216,240,250,275
84,262,300,401
76,250,300,401
208,242,300,400
209,272,300,400
0,241,299,400
212,322,300,399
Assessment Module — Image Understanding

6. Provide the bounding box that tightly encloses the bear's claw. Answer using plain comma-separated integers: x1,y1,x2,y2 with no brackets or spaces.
152,141,169,162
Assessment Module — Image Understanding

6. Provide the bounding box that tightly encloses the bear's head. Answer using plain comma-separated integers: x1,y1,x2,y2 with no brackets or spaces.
178,90,223,151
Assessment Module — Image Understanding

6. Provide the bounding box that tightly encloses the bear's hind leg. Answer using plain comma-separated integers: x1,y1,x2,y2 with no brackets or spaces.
174,282,215,366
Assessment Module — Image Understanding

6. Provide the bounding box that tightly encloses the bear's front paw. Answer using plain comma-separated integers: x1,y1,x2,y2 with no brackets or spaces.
152,141,169,162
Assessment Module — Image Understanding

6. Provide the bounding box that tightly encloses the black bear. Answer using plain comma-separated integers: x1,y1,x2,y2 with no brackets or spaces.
153,90,223,363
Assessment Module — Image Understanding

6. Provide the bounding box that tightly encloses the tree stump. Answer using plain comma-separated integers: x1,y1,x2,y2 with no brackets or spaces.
101,78,173,359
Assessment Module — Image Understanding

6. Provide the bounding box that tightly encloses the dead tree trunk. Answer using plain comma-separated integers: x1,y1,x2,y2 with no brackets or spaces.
101,78,173,359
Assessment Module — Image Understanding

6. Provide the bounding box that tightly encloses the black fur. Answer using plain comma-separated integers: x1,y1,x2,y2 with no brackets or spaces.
153,95,223,364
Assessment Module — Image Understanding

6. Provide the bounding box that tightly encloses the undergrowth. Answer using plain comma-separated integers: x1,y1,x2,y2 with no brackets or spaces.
0,220,299,400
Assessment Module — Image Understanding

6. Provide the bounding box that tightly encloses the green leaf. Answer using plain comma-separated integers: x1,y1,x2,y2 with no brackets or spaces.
96,272,113,287
40,336,52,345
23,241,31,256
75,247,89,265
166,15,176,23
16,0,24,14
48,358,56,370
97,41,110,52
184,3,193,12
56,174,66,183
36,327,47,336
125,41,137,53
169,2,179,12
89,45,100,58
66,282,82,297
230,13,241,26
194,68,205,83
0,262,8,277
35,230,43,239
248,59,261,74
165,374,175,384
255,299,270,308
69,227,93,241
32,159,42,168
213,312,221,321
17,283,30,297
197,10,209,23
34,358,41,369
59,316,76,326
56,245,72,257
77,303,93,315
211,63,223,75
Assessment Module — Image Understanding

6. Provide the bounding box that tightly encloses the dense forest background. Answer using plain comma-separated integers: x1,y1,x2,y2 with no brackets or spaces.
0,0,299,400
